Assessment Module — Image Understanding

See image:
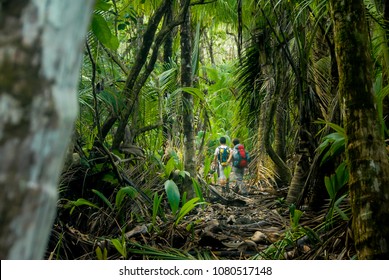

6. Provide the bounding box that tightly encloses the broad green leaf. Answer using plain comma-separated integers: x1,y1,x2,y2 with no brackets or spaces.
94,0,111,11
164,180,180,214
91,14,119,50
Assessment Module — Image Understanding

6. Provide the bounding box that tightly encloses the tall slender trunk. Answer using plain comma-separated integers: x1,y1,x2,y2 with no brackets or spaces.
237,0,243,64
163,1,174,63
180,0,195,198
330,0,389,259
0,0,93,259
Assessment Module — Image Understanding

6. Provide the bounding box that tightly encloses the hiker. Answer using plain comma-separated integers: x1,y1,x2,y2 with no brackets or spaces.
213,136,231,192
228,138,250,195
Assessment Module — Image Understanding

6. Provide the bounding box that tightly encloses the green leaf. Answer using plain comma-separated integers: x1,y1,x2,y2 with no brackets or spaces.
335,162,349,190
111,238,126,258
115,186,138,209
95,247,108,260
164,180,180,214
94,0,111,11
179,170,190,178
315,119,345,135
102,173,119,185
164,157,176,178
152,192,164,227
324,175,335,199
65,198,99,209
175,197,201,225
335,205,349,221
92,189,113,210
172,87,205,101
64,198,99,215
334,193,349,220
203,156,212,176
95,247,103,260
192,178,205,203
91,14,119,50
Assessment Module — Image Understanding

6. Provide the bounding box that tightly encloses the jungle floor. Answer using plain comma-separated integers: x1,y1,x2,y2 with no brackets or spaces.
49,178,356,260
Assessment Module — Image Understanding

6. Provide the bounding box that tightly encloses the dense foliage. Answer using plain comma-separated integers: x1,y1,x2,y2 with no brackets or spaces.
46,0,389,260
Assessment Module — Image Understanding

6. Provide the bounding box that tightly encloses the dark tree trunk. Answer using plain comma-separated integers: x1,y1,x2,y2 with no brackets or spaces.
180,0,195,198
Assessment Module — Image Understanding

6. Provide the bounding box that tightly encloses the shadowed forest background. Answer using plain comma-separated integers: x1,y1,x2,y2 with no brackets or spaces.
1,0,389,260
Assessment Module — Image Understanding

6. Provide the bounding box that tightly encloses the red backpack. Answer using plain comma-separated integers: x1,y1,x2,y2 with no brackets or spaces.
233,144,250,168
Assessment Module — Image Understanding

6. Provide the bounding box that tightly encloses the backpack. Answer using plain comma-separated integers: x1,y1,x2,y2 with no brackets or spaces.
218,146,230,166
233,144,250,168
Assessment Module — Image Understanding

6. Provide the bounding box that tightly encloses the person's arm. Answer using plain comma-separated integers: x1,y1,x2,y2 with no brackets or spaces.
227,148,233,164
213,147,219,165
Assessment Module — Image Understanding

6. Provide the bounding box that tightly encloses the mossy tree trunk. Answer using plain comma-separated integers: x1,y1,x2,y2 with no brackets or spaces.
0,0,94,259
180,0,195,198
329,0,389,259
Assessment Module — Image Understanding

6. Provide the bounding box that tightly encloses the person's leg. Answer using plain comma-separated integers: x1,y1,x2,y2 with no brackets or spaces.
235,167,246,194
218,164,227,191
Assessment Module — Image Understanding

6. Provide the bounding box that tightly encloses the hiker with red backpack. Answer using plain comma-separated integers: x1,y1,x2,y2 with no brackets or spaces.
228,138,250,195
213,136,231,193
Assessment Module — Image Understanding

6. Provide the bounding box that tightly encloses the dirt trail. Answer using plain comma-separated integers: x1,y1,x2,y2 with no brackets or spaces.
177,184,290,259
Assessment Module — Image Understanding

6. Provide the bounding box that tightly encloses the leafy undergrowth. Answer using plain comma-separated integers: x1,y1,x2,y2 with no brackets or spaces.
46,162,356,260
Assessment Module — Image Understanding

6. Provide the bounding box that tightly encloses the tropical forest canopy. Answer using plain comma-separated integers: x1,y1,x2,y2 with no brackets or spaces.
44,0,389,260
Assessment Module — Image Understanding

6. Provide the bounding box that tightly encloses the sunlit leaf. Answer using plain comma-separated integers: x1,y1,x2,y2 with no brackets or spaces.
175,197,201,225
91,14,119,50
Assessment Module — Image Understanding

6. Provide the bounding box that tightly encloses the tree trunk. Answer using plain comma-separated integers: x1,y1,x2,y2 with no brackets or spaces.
261,87,291,187
0,0,94,259
180,0,195,198
329,0,389,259
237,0,243,64
163,0,174,63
